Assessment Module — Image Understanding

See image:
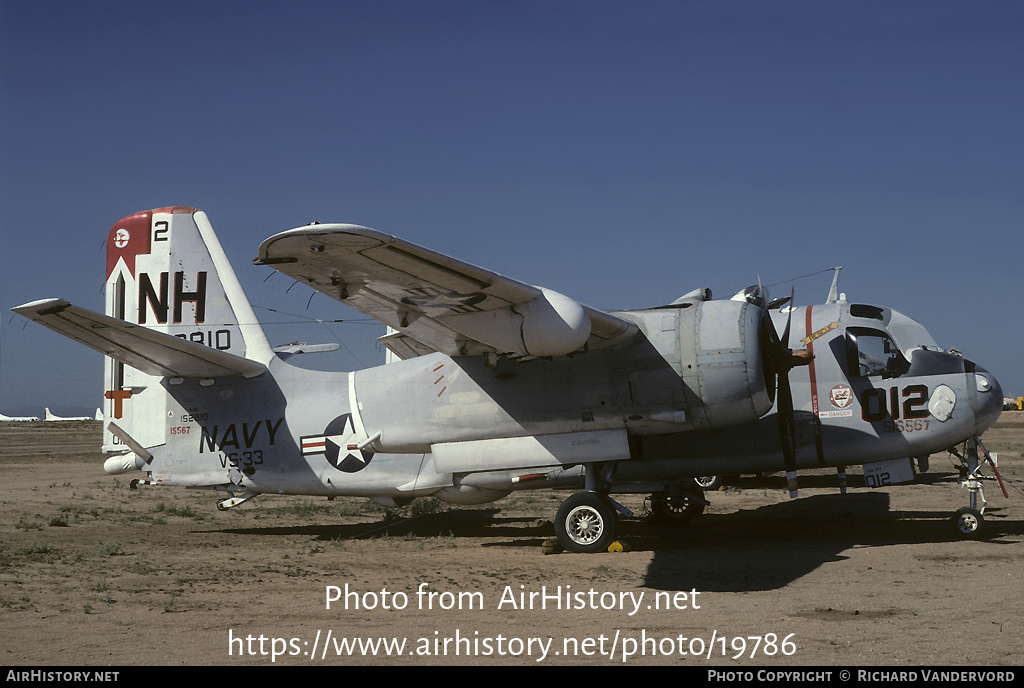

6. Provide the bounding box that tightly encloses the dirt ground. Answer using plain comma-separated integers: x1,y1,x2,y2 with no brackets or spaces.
1,415,1022,667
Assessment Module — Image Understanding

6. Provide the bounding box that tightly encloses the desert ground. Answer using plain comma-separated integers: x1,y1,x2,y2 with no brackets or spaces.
1,415,1021,667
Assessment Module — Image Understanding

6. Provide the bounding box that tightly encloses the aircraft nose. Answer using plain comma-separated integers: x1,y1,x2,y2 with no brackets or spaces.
970,363,1003,434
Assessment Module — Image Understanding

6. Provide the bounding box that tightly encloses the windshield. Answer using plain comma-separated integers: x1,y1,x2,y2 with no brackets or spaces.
846,327,910,379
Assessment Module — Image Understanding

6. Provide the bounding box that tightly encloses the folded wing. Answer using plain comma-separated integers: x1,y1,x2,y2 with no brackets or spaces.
255,225,637,360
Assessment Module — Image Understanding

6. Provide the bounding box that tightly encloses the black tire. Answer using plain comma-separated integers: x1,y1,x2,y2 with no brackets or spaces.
554,492,617,553
953,506,984,539
650,482,706,526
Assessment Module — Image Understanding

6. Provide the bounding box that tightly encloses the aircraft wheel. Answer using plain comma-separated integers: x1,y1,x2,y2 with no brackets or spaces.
650,483,706,526
953,506,984,539
693,475,722,491
555,492,617,553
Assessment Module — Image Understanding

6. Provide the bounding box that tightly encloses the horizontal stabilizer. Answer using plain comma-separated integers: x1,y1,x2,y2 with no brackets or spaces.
271,342,341,355
13,299,266,379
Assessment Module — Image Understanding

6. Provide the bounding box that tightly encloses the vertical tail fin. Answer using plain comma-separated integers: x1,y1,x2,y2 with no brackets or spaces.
105,207,271,360
102,207,271,451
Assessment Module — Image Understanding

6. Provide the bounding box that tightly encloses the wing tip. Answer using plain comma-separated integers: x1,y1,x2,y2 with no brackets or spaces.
12,298,71,315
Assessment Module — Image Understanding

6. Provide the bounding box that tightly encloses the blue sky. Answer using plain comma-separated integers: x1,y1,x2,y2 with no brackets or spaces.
2,1,1022,416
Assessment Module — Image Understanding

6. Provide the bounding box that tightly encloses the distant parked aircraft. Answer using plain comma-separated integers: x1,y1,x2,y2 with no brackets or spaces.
0,412,40,421
44,407,101,421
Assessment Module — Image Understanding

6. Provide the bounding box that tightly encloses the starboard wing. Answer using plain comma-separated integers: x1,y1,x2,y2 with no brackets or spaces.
255,225,637,359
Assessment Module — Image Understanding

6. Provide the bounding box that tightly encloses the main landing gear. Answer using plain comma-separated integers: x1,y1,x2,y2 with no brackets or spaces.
553,462,631,554
649,480,707,526
552,464,708,553
554,492,619,554
693,475,723,491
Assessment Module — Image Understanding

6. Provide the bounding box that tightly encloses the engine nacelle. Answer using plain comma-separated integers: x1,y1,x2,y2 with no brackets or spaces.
615,299,774,433
618,298,770,432
441,288,590,357
680,300,774,430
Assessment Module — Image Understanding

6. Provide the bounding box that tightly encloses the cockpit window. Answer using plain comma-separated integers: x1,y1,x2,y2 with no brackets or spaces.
850,304,885,321
847,327,910,379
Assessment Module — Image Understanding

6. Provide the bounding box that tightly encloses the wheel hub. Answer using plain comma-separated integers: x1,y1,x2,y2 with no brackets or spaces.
567,506,604,544
957,512,979,533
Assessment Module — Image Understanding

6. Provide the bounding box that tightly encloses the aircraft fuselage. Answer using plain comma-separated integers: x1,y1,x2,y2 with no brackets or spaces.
141,298,1001,503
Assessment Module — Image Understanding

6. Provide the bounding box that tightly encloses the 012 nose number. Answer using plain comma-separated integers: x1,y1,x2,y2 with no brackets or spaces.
860,384,931,433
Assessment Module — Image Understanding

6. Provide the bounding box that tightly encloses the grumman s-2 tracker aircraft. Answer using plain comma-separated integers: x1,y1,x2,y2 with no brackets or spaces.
14,207,1007,552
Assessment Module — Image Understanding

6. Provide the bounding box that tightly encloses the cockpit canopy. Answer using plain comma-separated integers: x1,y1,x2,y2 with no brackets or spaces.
844,304,967,380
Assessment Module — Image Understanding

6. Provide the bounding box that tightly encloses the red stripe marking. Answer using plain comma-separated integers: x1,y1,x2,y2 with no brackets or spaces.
302,438,326,452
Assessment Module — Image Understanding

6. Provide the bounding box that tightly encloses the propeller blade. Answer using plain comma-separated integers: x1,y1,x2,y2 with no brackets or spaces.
781,288,794,347
760,285,802,498
776,362,799,498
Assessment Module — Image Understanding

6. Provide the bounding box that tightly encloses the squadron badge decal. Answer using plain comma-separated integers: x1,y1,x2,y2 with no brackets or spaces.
830,384,853,409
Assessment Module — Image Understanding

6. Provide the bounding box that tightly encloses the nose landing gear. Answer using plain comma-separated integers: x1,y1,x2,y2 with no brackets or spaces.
953,505,984,538
951,436,1008,539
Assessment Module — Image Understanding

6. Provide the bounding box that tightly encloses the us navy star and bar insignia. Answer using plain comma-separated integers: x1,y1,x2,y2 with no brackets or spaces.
300,413,374,473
